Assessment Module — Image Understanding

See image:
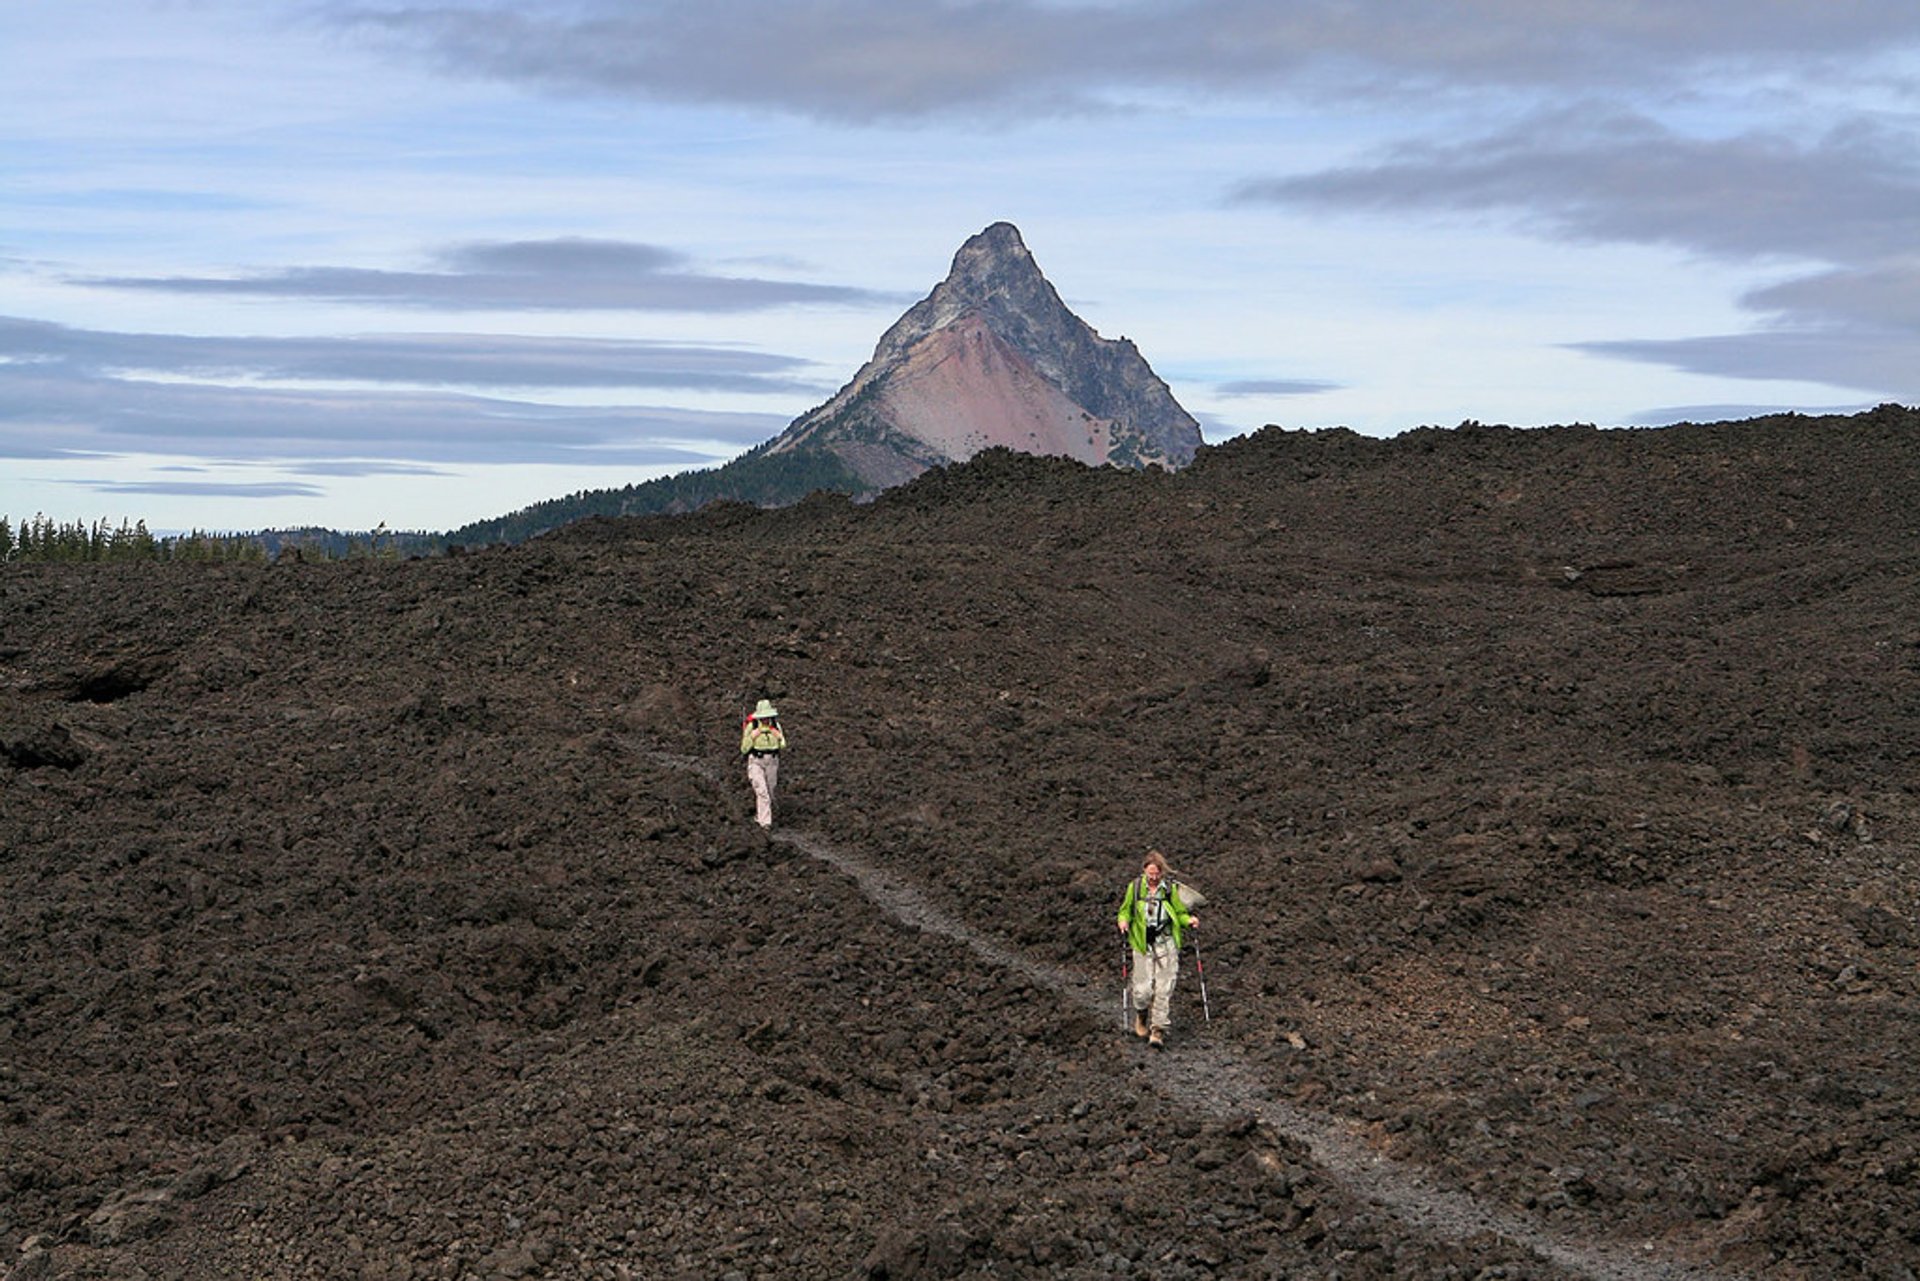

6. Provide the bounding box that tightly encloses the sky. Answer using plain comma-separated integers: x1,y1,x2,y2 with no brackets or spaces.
5,1,1919,535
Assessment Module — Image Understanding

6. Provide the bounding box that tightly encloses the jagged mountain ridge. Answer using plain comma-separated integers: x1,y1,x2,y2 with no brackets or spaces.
442,221,1201,545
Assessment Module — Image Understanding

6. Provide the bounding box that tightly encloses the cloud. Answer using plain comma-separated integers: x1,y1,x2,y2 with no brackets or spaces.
81,479,329,500
290,461,452,477
1233,110,1920,266
0,315,828,396
1576,329,1920,399
0,348,792,468
1623,401,1879,427
328,1,1920,123
437,239,682,275
1582,257,1920,398
1215,378,1341,397
1235,108,1920,399
82,236,903,312
1742,262,1920,333
334,2,1098,122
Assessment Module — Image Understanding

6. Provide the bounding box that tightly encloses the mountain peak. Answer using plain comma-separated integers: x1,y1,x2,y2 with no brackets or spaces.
921,221,1059,338
948,220,1035,282
962,219,1028,252
771,222,1202,485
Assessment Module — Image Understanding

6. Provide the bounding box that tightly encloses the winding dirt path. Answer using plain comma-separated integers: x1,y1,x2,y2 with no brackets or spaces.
775,823,1744,1281
654,745,1740,1279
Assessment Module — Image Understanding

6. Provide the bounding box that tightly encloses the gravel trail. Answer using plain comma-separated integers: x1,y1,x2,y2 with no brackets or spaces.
771,821,1746,1281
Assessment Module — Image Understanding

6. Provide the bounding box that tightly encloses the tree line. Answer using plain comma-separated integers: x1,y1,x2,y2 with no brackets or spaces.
5,442,873,564
441,438,868,546
0,515,438,564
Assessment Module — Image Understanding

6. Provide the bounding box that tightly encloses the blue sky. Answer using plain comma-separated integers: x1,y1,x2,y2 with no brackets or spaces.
5,1,1918,534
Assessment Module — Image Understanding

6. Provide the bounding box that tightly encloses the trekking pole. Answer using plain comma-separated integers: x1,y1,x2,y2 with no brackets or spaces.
1120,941,1131,1033
1191,934,1211,1023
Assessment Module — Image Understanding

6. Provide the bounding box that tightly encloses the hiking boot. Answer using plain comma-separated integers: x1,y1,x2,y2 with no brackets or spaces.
1132,1010,1149,1038
1148,1027,1165,1049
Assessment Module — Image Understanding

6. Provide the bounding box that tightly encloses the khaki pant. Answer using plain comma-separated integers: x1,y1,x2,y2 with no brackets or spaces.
747,753,779,827
1129,936,1180,1030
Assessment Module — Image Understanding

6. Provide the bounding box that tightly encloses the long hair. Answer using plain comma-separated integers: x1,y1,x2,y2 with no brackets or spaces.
1140,848,1203,902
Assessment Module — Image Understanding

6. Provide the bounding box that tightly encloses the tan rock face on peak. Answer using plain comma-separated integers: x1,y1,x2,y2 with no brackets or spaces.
873,315,1112,467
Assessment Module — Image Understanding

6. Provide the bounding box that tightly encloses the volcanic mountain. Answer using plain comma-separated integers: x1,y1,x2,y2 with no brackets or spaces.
443,222,1202,545
765,220,1203,486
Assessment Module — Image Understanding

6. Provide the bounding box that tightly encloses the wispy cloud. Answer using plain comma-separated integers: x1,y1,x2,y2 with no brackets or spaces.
1216,378,1341,397
333,2,1100,122
1235,109,1920,399
1625,401,1878,427
1233,111,1920,265
83,236,905,312
82,479,329,499
330,1,1920,122
1577,330,1920,398
290,461,452,477
0,320,792,468
0,316,829,395
1743,262,1920,333
0,374,779,465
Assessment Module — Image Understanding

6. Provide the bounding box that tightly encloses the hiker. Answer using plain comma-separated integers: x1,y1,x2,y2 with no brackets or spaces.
1116,849,1197,1048
739,699,787,829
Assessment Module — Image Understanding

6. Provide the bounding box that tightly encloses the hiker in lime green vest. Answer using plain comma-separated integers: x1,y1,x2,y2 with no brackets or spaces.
1116,849,1196,1048
739,699,787,829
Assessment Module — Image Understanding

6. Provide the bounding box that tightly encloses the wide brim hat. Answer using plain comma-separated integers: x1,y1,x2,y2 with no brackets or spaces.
752,699,780,720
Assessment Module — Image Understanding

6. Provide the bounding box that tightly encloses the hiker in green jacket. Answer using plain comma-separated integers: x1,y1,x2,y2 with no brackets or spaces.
739,699,787,829
1116,849,1196,1048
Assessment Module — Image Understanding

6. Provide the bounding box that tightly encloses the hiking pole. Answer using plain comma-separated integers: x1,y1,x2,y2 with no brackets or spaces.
1121,942,1131,1033
1191,935,1211,1023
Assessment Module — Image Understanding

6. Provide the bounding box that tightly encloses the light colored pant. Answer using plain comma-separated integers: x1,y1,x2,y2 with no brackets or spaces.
747,753,779,827
1129,937,1179,1029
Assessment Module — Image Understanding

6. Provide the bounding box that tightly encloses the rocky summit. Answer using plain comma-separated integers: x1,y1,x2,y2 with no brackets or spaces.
770,221,1203,487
